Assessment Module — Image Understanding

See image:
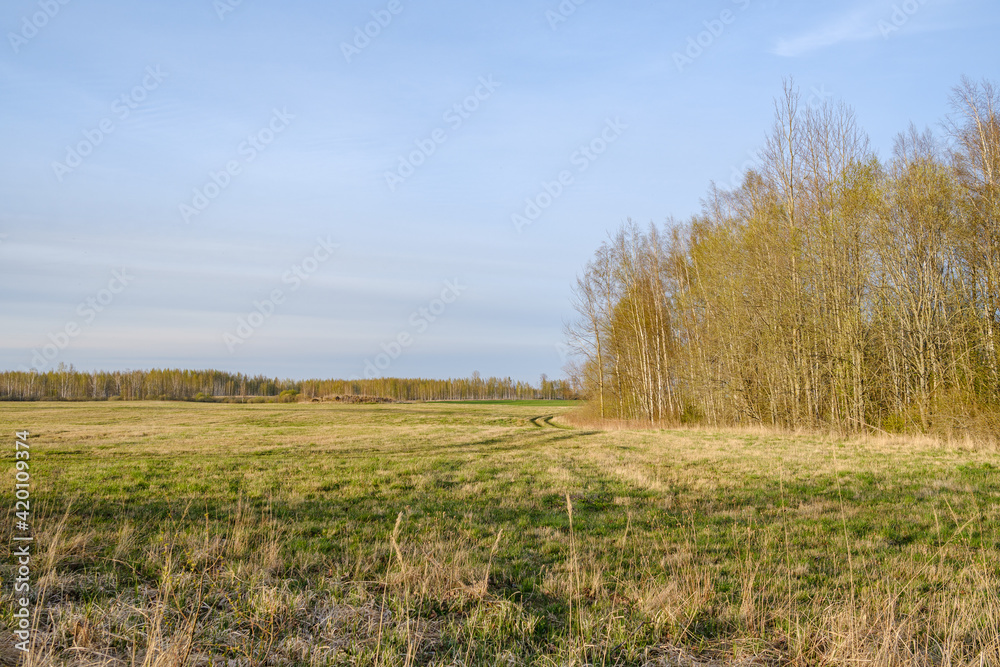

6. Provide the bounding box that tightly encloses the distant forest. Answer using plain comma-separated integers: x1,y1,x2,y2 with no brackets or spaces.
567,78,1000,436
0,367,577,402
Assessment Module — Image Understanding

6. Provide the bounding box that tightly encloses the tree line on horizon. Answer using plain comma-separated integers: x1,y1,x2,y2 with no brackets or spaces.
567,78,1000,435
0,366,577,402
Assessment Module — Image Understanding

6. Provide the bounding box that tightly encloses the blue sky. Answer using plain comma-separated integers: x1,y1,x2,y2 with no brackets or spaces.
2,0,998,382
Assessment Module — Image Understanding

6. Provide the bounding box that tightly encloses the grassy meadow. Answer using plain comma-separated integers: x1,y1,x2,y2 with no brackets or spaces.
1,401,998,666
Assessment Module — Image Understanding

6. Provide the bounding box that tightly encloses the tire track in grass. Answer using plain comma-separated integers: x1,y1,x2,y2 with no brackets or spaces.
529,414,572,429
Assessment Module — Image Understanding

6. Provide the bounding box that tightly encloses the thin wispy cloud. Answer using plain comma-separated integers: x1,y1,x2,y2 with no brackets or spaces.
772,1,967,58
771,9,881,58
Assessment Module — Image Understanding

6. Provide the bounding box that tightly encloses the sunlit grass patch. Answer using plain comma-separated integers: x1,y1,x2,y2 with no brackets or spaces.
0,401,997,665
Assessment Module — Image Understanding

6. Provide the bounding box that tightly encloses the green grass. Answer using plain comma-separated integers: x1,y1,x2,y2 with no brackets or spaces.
1,402,997,666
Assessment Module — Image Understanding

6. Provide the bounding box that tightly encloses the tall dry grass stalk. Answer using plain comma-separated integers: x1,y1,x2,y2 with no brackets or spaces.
561,408,1000,453
9,496,999,666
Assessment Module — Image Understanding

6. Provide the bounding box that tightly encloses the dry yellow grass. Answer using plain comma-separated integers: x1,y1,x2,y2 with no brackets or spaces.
0,401,997,665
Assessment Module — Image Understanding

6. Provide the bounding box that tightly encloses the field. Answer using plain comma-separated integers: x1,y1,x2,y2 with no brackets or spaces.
1,401,998,666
